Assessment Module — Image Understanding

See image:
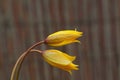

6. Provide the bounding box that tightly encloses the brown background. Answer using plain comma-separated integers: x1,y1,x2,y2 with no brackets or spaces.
0,0,120,80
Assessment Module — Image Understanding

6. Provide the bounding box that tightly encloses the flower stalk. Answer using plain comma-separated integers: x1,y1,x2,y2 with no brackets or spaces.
10,41,44,80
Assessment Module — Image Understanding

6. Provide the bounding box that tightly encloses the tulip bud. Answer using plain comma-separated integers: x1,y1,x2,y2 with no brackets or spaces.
44,30,83,46
42,49,79,74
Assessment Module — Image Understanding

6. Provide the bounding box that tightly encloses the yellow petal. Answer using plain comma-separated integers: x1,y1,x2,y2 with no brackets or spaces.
44,57,62,68
45,30,83,46
43,50,71,65
60,63,79,74
47,30,82,38
47,31,82,42
42,49,79,74
43,57,71,71
44,58,78,74
60,53,76,61
48,40,80,46
63,63,79,70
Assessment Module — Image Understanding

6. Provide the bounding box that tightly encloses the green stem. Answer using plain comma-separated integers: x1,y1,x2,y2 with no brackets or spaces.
10,41,44,80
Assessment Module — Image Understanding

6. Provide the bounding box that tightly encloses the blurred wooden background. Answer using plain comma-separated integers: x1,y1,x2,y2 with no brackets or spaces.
0,0,120,80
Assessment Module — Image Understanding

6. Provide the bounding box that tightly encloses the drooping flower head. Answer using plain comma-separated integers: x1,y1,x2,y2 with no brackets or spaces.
42,49,79,74
45,30,83,46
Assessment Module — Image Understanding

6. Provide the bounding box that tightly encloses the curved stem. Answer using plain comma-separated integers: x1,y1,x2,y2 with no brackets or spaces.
30,49,43,53
10,41,44,80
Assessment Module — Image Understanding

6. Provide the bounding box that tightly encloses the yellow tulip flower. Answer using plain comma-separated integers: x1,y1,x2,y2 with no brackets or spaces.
42,49,79,74
45,30,83,46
